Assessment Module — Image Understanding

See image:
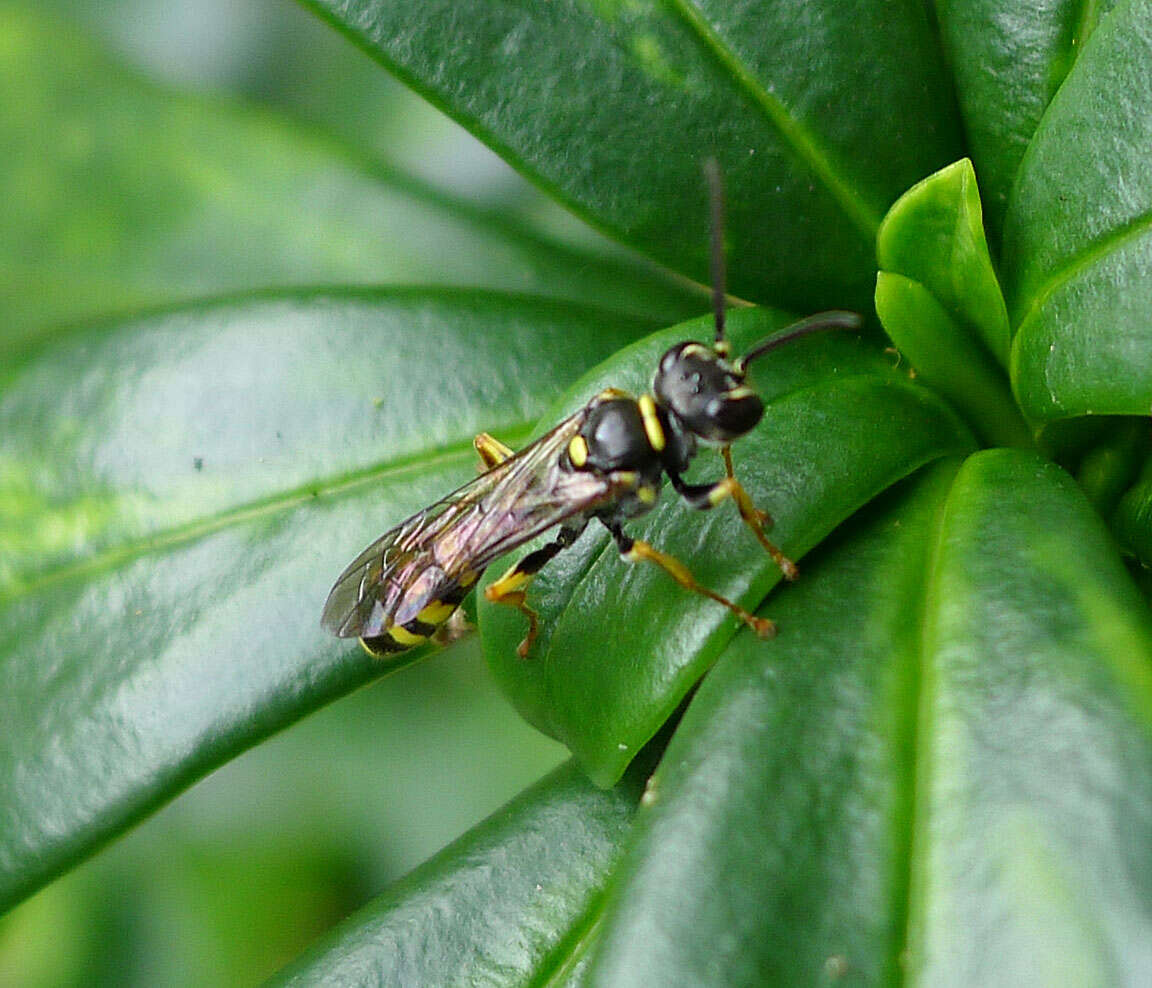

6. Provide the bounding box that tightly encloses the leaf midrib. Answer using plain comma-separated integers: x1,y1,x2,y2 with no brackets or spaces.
531,899,607,987
1012,206,1152,334
0,426,534,606
668,0,882,242
898,462,958,983
306,0,881,263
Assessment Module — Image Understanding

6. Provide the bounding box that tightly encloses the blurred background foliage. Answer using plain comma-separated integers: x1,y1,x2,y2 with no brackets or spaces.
35,0,562,208
0,1,579,983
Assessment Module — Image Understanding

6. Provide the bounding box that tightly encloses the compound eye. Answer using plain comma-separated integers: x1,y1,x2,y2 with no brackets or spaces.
653,344,722,414
704,389,764,441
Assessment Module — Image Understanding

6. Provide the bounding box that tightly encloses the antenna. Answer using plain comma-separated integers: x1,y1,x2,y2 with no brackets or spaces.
703,157,728,356
734,311,863,375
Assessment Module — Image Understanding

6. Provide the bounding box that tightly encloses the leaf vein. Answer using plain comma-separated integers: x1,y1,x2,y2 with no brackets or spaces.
1013,207,1152,333
667,0,882,241
0,428,533,605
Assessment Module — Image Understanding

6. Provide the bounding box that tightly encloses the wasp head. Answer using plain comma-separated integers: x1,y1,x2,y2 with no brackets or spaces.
652,342,764,443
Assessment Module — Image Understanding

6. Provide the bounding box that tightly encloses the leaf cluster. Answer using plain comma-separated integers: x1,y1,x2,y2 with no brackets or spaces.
3,0,1152,983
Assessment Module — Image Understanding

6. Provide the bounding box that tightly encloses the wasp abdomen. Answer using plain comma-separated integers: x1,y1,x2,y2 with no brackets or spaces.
360,584,469,656
360,567,471,657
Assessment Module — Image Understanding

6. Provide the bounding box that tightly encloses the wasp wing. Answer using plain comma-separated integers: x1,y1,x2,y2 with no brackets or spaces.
321,409,618,640
320,524,416,639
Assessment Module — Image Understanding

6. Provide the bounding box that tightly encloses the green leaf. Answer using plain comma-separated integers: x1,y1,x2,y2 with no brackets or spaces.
0,6,701,353
935,0,1117,237
481,307,975,786
876,159,1011,365
584,461,958,985
907,450,1152,983
0,289,659,913
269,759,645,986
874,158,1031,448
1074,416,1149,519
875,273,1032,449
584,450,1152,984
16,0,1152,978
1005,0,1152,423
304,0,963,313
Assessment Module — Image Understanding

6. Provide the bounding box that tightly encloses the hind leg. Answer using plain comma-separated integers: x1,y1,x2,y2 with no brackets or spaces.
485,524,584,657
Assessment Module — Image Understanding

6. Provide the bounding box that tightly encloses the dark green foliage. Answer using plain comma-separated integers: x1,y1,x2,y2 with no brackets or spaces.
4,0,1152,984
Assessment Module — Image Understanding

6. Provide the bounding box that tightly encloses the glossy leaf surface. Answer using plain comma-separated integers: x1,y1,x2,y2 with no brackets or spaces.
481,308,975,786
906,451,1152,984
875,272,1031,449
0,290,659,912
10,0,1152,980
583,462,956,986
305,0,963,313
935,0,1116,236
875,159,1029,449
877,159,1010,364
272,760,644,986
586,451,1152,985
278,451,1152,984
0,5,700,354
1006,0,1152,423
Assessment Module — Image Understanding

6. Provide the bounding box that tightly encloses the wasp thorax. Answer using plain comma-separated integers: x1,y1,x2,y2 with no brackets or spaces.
653,342,764,442
577,397,660,471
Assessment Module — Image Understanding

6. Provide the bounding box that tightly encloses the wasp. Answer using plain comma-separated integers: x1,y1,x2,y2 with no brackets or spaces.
322,165,861,658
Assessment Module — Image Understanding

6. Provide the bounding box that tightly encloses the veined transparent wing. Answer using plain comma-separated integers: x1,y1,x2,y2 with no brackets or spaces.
321,408,619,641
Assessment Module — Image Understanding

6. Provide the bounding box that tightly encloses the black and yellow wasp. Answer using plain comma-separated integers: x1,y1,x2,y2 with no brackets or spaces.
323,164,861,658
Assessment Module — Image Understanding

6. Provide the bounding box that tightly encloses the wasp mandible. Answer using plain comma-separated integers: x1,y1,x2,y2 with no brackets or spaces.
322,162,861,658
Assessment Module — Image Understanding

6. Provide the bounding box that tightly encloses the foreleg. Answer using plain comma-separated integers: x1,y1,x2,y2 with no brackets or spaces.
667,449,798,581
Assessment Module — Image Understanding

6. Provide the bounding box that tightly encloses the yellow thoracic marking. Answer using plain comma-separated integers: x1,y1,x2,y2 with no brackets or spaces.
568,435,589,467
417,600,457,624
388,623,428,646
597,387,630,401
728,386,755,399
638,484,658,505
681,343,709,358
639,394,666,452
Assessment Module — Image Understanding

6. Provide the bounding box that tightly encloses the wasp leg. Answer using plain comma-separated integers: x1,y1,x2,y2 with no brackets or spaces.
485,525,583,658
720,446,798,581
668,450,799,581
605,522,775,638
474,432,515,470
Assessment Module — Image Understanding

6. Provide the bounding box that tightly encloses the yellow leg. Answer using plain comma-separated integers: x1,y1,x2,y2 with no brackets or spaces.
484,530,576,657
719,446,799,581
474,432,515,470
484,579,540,659
623,538,776,638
